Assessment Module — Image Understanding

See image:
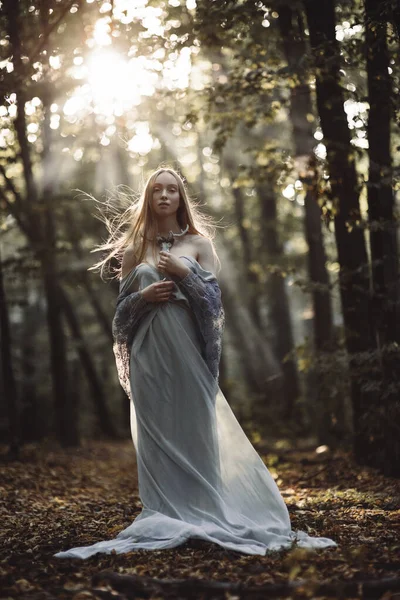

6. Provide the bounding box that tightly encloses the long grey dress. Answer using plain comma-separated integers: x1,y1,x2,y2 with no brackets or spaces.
54,256,336,558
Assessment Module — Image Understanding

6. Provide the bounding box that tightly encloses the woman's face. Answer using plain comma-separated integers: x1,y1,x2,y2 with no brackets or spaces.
151,172,180,217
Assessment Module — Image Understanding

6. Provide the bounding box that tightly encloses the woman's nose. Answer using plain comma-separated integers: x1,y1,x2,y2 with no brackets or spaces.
161,189,167,198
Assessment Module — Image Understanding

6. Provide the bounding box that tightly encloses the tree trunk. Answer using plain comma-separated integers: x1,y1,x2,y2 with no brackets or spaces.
279,7,334,353
366,0,399,346
1,186,117,440
365,0,400,475
232,186,262,328
1,178,117,440
257,184,300,417
5,0,73,446
39,0,77,445
220,155,263,328
0,245,20,457
279,6,343,444
219,278,282,406
195,136,207,203
58,286,118,439
304,0,378,465
68,356,81,446
20,298,41,442
64,208,114,345
40,263,75,444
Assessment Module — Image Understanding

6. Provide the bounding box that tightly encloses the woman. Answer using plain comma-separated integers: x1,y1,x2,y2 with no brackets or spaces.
54,167,336,558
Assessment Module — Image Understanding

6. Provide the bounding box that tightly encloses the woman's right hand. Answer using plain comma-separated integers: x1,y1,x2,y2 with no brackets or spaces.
141,280,175,303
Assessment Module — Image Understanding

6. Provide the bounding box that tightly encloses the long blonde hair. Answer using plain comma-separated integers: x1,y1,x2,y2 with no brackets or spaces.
89,167,222,279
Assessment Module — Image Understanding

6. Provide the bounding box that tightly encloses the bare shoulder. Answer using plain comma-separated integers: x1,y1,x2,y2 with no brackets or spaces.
193,234,212,250
121,245,138,278
193,235,217,275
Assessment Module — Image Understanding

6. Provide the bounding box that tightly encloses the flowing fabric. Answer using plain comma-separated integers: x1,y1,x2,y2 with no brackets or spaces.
54,256,336,558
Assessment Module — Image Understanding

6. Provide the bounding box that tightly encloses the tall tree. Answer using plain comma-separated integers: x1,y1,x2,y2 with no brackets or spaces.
0,243,20,457
365,0,399,347
257,183,300,417
279,6,342,443
223,157,263,329
303,0,377,462
2,0,118,443
279,7,334,355
364,0,400,475
4,0,73,445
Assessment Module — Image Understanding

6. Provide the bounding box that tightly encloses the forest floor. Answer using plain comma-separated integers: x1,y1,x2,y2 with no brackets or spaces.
1,438,399,600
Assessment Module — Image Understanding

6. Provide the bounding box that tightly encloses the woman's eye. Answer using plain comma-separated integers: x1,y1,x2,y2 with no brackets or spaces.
153,186,176,192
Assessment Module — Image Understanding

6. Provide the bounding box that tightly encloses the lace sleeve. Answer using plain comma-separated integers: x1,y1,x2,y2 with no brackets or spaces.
177,270,225,381
112,290,153,399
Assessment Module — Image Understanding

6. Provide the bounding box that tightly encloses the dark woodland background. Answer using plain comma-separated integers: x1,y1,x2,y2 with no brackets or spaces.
1,1,400,598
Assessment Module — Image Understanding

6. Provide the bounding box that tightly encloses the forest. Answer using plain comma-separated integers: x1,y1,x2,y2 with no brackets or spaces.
0,0,399,598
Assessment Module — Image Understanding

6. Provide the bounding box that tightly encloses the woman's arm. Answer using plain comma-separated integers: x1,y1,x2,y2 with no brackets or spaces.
196,237,217,276
176,239,225,380
112,287,152,400
177,237,221,313
121,245,138,279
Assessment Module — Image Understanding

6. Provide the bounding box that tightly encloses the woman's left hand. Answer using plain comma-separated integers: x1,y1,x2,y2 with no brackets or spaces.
158,250,190,279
